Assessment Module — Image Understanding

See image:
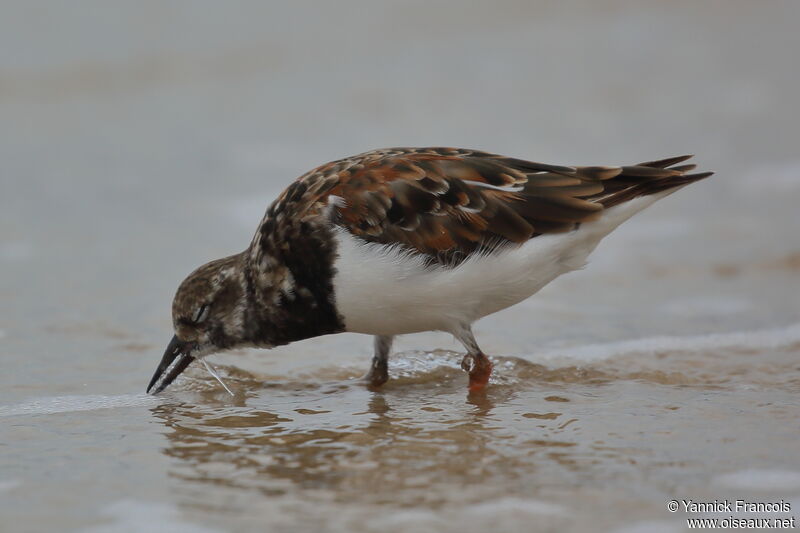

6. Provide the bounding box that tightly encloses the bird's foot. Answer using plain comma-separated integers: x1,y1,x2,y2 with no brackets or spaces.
461,352,493,392
364,358,388,388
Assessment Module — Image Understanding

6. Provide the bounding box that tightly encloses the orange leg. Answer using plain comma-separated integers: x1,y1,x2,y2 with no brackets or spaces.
461,352,493,391
455,326,493,391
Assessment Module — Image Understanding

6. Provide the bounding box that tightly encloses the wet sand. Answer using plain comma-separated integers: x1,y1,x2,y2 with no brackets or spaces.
2,2,800,532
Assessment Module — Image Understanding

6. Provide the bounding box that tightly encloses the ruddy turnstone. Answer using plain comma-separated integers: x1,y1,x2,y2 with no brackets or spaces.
147,147,712,394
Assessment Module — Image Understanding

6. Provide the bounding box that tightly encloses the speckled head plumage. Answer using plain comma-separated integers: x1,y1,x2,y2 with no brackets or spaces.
147,253,253,394
148,197,347,393
171,254,248,350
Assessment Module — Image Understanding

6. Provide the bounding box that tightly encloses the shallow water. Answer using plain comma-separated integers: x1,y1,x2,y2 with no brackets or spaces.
3,2,800,532
3,331,800,532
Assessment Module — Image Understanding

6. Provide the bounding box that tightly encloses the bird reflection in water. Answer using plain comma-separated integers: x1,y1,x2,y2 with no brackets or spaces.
148,372,588,507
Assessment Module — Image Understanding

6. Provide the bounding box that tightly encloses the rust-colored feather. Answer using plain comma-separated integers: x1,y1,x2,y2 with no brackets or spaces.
269,147,712,265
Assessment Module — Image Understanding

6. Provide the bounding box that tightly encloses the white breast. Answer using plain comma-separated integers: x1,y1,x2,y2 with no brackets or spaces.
331,193,667,336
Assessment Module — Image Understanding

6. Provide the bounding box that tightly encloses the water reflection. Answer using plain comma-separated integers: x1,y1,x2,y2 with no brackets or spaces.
150,346,773,511
150,368,595,505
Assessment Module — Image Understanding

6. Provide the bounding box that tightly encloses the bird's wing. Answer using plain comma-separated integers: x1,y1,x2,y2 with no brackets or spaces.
262,147,711,266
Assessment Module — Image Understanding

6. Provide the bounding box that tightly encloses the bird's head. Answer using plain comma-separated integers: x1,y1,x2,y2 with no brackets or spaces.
147,253,250,394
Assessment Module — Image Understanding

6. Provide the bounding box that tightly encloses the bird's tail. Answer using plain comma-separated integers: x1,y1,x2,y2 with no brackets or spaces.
585,155,714,209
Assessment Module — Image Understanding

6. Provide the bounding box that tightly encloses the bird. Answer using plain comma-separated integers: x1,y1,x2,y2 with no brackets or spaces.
146,147,712,394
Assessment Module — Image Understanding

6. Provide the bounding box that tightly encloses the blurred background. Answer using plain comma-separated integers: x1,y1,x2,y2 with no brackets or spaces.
2,2,799,532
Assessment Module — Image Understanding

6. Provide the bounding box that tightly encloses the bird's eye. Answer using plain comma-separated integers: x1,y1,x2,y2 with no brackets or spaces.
193,304,209,323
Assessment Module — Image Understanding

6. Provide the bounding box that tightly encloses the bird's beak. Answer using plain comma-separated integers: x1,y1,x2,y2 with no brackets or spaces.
146,335,196,394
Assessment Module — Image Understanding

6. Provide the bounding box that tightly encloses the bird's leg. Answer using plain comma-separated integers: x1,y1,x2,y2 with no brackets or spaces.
454,325,493,391
365,335,393,387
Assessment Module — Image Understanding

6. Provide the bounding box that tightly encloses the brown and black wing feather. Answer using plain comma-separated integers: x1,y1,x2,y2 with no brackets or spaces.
275,147,712,266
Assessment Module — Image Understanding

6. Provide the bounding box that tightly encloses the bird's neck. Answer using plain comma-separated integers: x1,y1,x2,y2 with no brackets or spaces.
243,220,345,347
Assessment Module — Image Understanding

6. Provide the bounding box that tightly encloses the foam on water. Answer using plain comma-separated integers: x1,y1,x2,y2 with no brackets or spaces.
0,394,156,418
536,323,800,363
389,350,461,378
